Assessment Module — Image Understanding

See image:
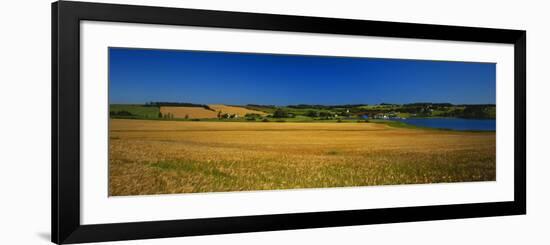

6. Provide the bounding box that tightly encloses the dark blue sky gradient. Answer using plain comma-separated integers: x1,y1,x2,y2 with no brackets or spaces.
109,47,496,105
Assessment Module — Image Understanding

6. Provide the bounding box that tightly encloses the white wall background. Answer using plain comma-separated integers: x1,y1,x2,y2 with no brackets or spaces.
0,0,547,244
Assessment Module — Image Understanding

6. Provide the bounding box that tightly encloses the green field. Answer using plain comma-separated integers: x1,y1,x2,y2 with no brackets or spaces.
109,104,160,119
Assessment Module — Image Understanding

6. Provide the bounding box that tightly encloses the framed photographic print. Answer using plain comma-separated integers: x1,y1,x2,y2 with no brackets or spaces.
52,1,526,244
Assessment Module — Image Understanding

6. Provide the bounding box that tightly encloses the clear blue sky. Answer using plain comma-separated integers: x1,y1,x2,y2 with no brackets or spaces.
109,47,495,105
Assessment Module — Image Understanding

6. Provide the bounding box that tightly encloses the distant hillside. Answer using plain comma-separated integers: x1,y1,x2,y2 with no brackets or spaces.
145,102,213,111
209,104,268,117
109,102,496,120
281,103,496,119
160,106,218,119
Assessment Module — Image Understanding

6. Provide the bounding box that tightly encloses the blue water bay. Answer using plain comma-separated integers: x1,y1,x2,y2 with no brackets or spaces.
391,118,496,131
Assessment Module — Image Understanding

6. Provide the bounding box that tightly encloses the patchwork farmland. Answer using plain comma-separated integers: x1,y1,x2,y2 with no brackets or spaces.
160,106,217,119
151,104,268,119
208,104,268,117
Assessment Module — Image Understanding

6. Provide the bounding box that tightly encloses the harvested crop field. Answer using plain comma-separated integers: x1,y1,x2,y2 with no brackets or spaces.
109,119,496,196
208,104,267,116
160,106,217,119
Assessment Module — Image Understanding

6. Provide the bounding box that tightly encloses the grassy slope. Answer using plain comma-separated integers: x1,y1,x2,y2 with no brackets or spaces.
110,104,160,118
160,106,218,119
209,104,268,116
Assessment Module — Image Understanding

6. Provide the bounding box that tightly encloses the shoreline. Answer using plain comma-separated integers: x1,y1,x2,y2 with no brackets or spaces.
108,117,496,133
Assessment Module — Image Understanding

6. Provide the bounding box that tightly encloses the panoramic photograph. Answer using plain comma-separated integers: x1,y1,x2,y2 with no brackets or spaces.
108,47,496,196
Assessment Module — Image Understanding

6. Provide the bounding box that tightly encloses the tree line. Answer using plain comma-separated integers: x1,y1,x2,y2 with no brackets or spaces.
144,102,213,111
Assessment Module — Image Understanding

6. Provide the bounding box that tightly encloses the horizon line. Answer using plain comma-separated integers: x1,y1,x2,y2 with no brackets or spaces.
109,102,496,106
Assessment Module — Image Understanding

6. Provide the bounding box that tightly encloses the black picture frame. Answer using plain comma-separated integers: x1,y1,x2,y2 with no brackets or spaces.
52,1,526,244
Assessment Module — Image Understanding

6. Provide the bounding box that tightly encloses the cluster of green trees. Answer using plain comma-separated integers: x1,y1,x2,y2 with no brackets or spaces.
359,103,496,119
244,113,262,121
217,111,242,119
272,109,293,118
287,104,367,109
158,112,175,119
304,110,346,119
270,108,350,120
109,110,134,117
435,106,495,119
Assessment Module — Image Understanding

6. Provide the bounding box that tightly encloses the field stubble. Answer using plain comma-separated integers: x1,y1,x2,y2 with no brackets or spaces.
109,119,496,196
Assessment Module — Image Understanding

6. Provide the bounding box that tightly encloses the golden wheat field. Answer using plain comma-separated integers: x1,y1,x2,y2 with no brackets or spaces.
208,104,268,117
159,105,267,119
159,106,218,119
108,119,496,196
